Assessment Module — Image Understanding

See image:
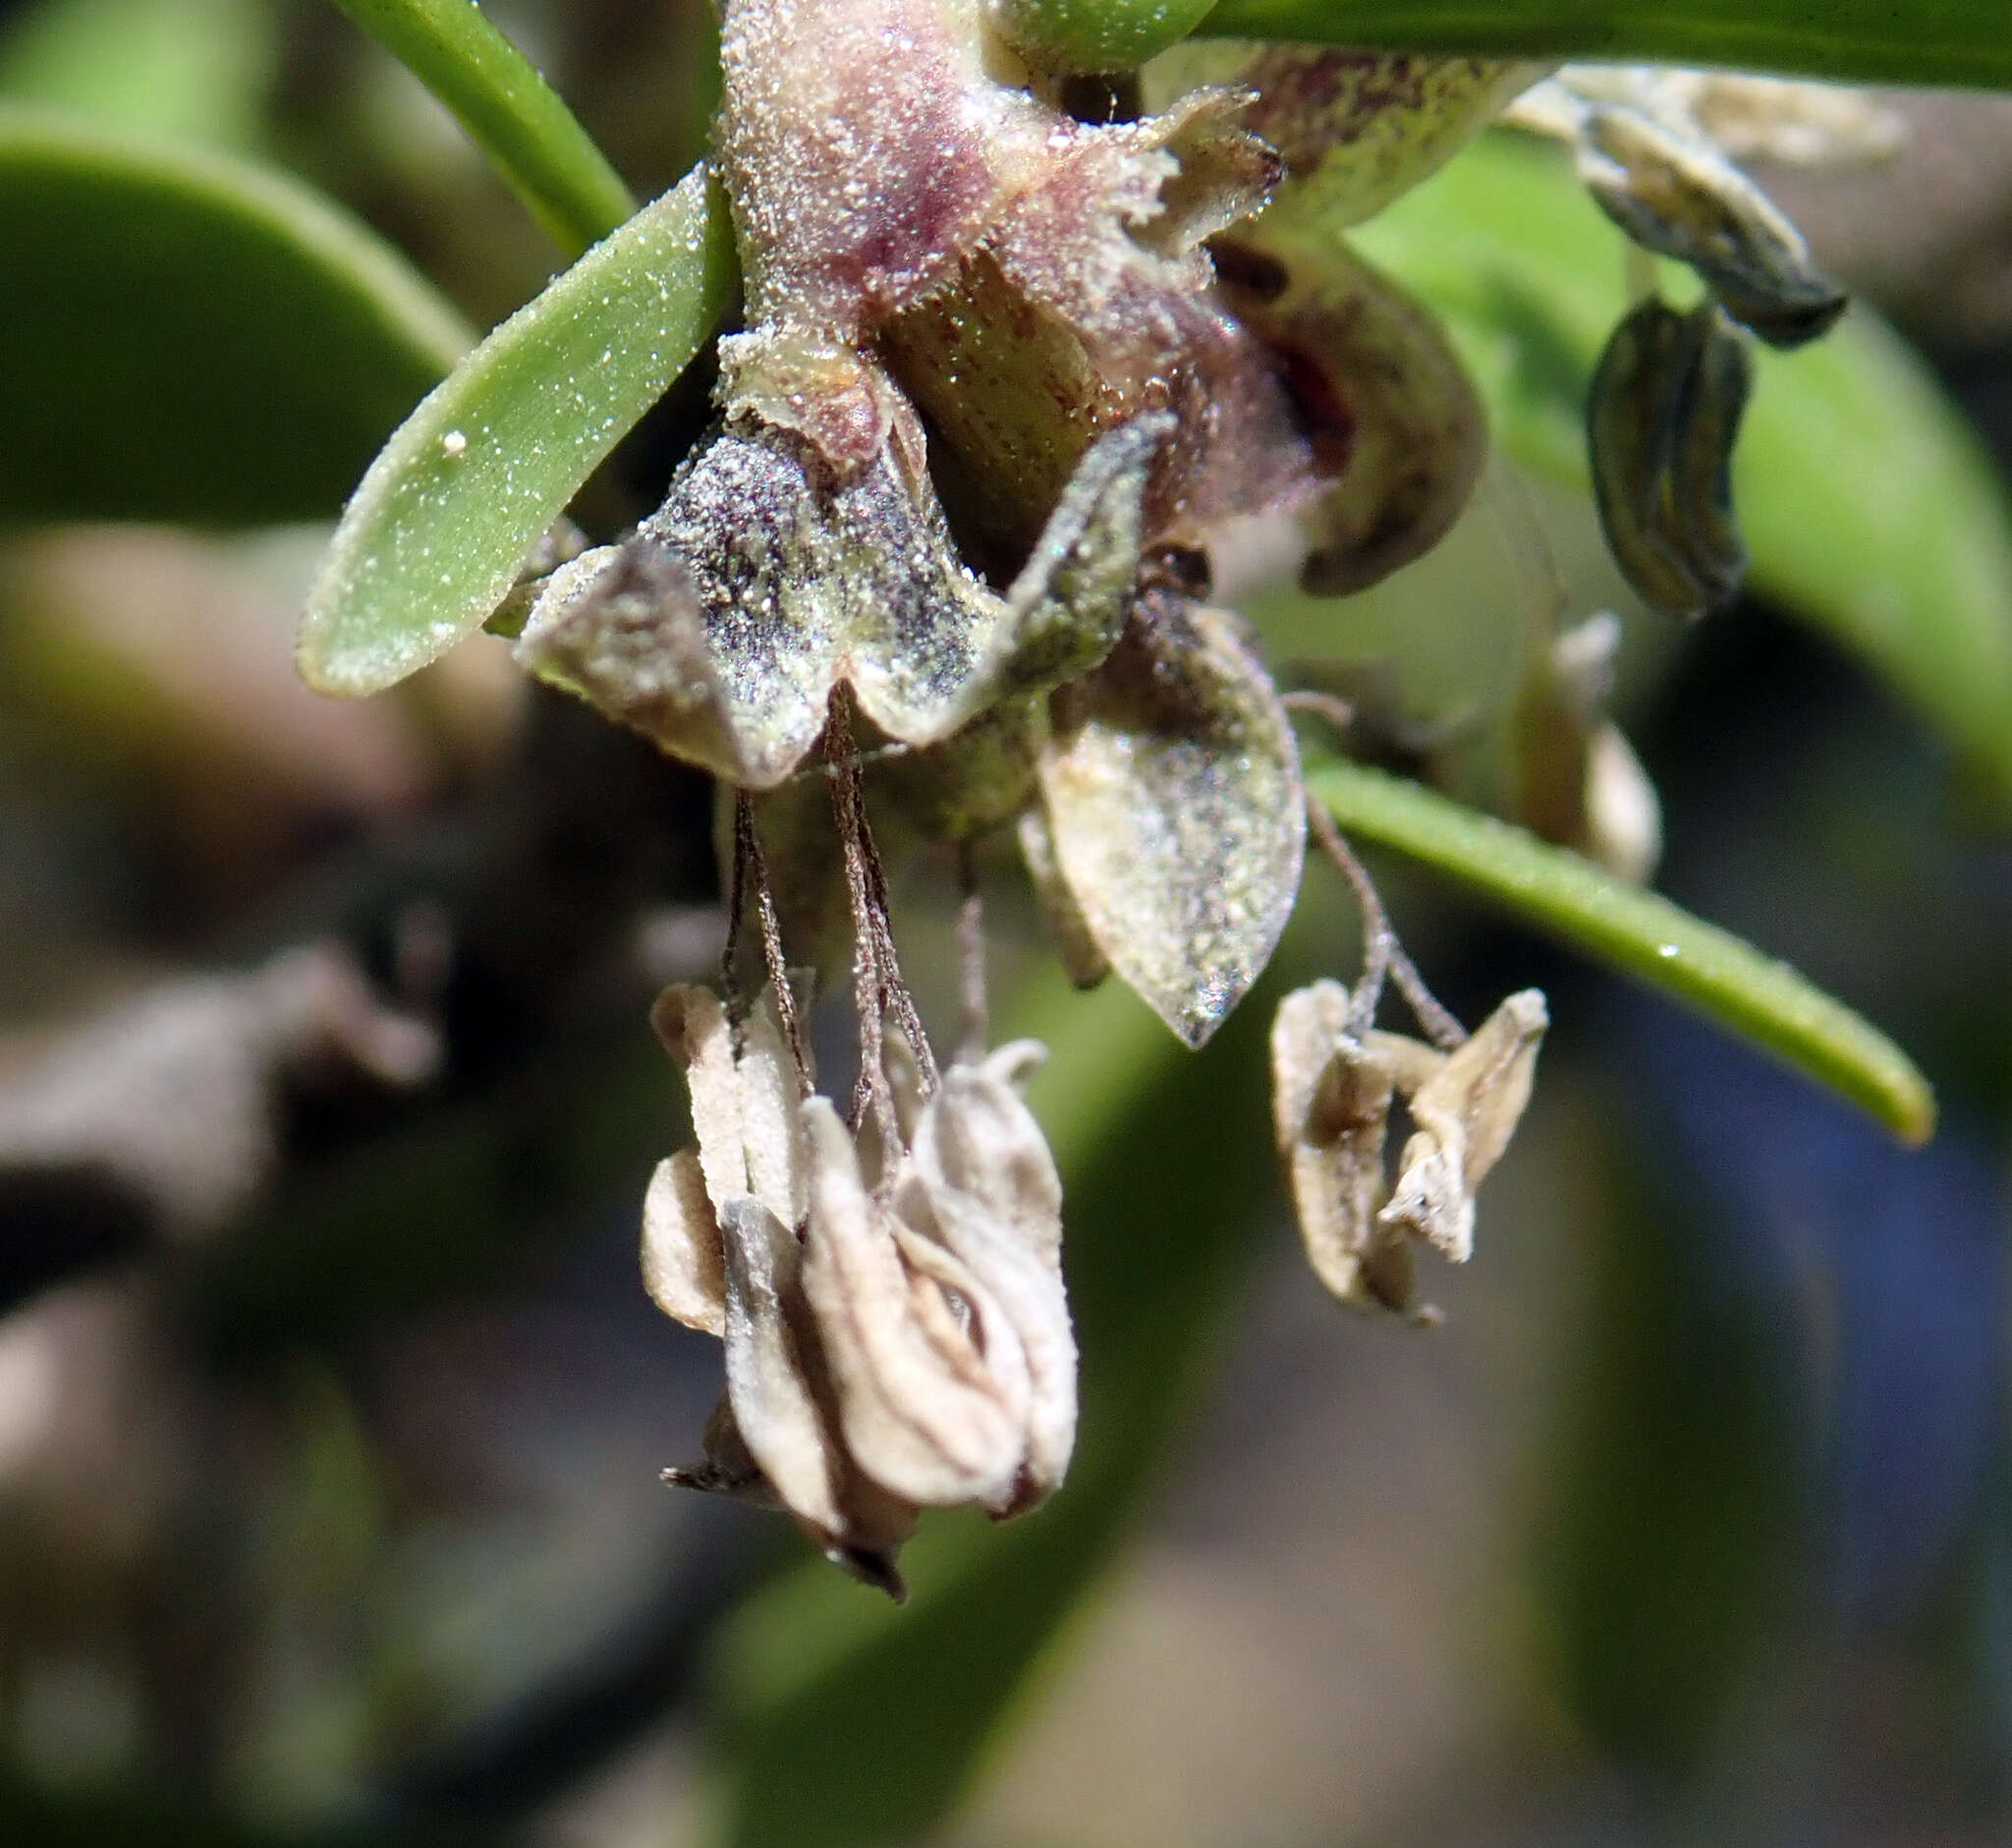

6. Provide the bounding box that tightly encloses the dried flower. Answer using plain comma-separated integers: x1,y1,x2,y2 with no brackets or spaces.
1271,980,1547,1318
643,975,1075,1596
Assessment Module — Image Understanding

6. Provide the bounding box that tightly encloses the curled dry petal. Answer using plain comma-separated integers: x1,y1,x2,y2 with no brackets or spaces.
1039,596,1306,1047
1378,990,1548,1261
903,1043,1076,1504
1531,66,1905,174
1270,979,1414,1315
642,1148,726,1336
1146,44,1547,230
1214,219,1486,597
1589,297,1754,622
799,1095,1029,1512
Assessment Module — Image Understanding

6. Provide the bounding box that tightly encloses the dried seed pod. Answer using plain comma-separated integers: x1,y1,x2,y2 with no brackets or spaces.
1377,989,1548,1260
1037,594,1306,1046
1588,297,1754,622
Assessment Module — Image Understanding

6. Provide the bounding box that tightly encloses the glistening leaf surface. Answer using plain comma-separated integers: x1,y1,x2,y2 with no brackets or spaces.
299,163,736,698
1350,131,2012,812
330,0,633,253
1200,0,2012,91
0,106,472,526
1309,756,1935,1145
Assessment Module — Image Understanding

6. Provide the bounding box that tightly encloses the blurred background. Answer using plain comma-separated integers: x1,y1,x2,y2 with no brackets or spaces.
2,3,2011,1844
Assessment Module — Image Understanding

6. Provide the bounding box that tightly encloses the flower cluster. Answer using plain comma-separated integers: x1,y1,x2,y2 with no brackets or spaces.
504,3,1871,1582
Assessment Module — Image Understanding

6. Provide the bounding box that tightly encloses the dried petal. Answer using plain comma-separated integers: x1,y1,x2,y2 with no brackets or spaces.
1511,612,1663,883
641,1148,726,1336
1378,990,1548,1261
1215,221,1485,596
1589,297,1754,621
1038,596,1305,1046
1270,980,1408,1313
649,982,807,1225
1581,723,1663,888
799,1096,1027,1510
1146,44,1547,229
713,1195,846,1531
903,1043,1076,1505
650,983,748,1208
1523,66,1905,174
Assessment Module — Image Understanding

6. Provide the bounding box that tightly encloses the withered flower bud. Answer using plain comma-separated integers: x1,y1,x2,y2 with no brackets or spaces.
1272,983,1547,1316
1588,297,1754,622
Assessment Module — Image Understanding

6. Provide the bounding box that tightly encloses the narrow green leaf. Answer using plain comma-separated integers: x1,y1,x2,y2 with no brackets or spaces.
1309,756,1936,1145
992,0,1221,73
1348,131,2012,810
299,161,735,696
710,969,1266,1848
330,0,634,253
0,106,472,526
1201,0,2012,91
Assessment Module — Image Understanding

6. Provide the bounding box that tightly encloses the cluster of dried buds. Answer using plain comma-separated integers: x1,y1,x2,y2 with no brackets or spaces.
504,3,1886,1583
642,977,1070,1596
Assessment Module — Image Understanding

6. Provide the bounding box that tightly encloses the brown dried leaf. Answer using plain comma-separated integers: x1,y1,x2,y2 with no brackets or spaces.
1038,596,1306,1046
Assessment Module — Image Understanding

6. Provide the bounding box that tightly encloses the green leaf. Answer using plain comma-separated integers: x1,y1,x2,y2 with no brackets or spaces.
1201,0,2012,91
710,968,1267,1848
991,0,1221,73
330,0,634,253
1348,130,2012,811
0,106,472,526
1309,755,1936,1145
299,161,735,697
0,0,274,150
